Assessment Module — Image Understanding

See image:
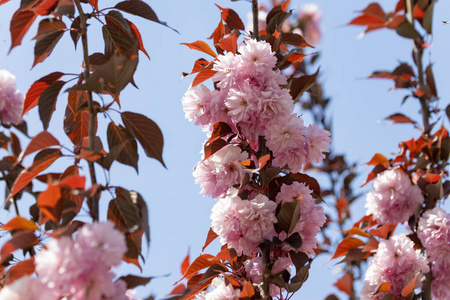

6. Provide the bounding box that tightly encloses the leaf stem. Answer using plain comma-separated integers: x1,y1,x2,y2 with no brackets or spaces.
252,0,259,41
261,241,271,300
74,0,99,220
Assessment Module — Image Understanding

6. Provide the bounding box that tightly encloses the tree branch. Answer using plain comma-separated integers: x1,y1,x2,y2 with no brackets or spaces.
74,0,99,220
252,0,259,41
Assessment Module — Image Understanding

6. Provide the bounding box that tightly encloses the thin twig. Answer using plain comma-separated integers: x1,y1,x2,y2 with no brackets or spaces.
252,0,259,41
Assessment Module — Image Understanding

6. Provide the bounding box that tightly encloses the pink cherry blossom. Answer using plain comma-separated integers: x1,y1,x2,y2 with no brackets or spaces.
196,277,240,300
0,70,24,125
417,206,450,266
431,261,450,299
194,145,249,198
211,194,277,255
0,275,57,300
305,123,331,164
360,234,429,299
275,182,326,256
365,169,424,225
181,84,215,126
298,4,322,45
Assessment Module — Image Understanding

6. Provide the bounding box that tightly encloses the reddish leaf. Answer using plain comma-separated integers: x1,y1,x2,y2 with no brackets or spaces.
287,53,309,64
117,275,153,289
107,197,140,232
288,69,319,103
342,227,370,238
422,172,442,184
114,0,177,32
181,249,190,275
290,173,321,196
127,20,150,59
189,59,211,75
23,72,64,116
58,175,85,189
334,272,353,296
38,81,66,129
31,0,58,15
102,24,136,56
209,122,233,143
33,30,65,67
0,231,38,264
401,274,418,297
37,183,62,222
210,20,224,54
202,228,218,252
10,132,21,158
362,238,379,253
280,0,290,11
1,216,38,232
5,258,35,284
9,9,37,52
106,122,139,172
192,69,217,87
385,113,416,124
19,131,60,161
168,284,185,296
239,280,255,298
258,154,271,169
215,5,245,30
181,41,217,58
121,111,165,167
366,153,389,166
331,238,365,260
203,138,227,161
219,33,238,54
369,224,396,240
375,281,391,294
178,254,219,282
362,3,385,19
7,149,62,202
33,18,66,40
90,0,98,11
281,32,314,48
361,163,386,187
0,0,11,5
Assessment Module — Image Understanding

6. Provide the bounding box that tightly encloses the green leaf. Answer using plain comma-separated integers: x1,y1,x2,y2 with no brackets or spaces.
276,199,301,235
106,122,139,172
121,111,165,167
38,81,66,130
114,0,178,33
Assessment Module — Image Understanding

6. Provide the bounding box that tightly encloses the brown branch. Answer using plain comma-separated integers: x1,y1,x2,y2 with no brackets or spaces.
252,0,259,41
74,0,99,220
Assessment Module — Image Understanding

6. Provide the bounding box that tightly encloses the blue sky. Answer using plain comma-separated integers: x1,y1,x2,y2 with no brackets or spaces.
1,0,450,299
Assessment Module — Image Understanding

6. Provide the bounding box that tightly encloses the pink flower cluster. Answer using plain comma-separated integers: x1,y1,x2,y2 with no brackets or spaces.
360,234,429,299
365,169,424,225
418,207,450,299
0,222,137,300
275,182,326,257
196,277,240,300
0,70,24,125
211,194,277,255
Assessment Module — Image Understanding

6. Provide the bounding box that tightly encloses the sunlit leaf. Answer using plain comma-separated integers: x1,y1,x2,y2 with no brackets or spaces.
202,228,218,252
23,72,64,116
0,231,38,264
331,238,365,260
5,258,35,284
19,131,59,161
334,272,353,296
9,9,37,52
107,197,140,232
385,113,416,124
181,249,190,275
180,41,217,58
1,216,38,232
192,69,216,87
215,5,245,30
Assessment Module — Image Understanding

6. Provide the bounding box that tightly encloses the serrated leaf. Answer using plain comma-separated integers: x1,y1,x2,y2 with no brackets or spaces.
121,111,165,167
106,122,138,172
7,148,62,202
38,80,65,130
180,41,217,58
19,130,59,161
0,231,38,264
33,30,65,67
107,197,140,232
114,0,177,32
102,24,136,56
33,18,66,40
9,9,37,52
23,72,64,116
215,5,244,30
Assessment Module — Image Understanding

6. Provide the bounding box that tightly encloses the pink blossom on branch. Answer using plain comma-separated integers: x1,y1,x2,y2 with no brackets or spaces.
0,275,57,300
298,3,322,45
210,194,277,255
360,234,429,299
196,277,240,300
365,168,424,225
275,182,326,256
0,70,25,125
